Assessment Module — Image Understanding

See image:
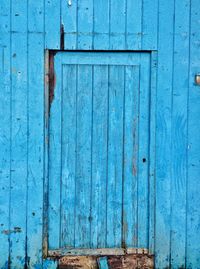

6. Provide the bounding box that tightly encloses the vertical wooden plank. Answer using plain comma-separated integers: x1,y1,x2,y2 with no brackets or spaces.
93,0,109,50
27,33,44,267
10,5,28,267
123,66,139,247
142,0,158,50
155,0,174,267
75,65,92,247
126,0,142,50
107,65,124,247
62,0,77,49
148,52,157,254
187,1,200,267
60,65,77,248
90,65,108,248
77,0,93,49
10,32,28,268
11,0,27,33
0,33,11,269
170,0,190,267
48,54,62,249
43,52,58,269
43,49,50,261
45,0,60,49
137,54,150,249
28,0,44,33
97,257,109,269
110,0,126,49
0,0,11,32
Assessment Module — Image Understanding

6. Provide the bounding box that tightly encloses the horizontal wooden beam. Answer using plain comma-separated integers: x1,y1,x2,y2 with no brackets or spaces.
48,248,150,257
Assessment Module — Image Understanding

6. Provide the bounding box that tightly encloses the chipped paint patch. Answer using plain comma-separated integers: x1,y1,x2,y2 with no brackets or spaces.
2,227,22,235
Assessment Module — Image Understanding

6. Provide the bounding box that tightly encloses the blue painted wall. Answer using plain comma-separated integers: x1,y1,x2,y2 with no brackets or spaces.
0,0,199,268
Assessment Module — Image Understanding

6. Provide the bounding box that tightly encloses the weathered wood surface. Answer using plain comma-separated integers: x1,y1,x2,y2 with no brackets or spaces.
0,0,199,268
59,254,154,269
48,248,150,257
48,52,153,252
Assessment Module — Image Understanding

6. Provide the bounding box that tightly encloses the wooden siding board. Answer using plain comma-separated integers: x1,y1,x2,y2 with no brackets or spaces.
43,51,58,269
90,65,108,248
106,65,124,247
1,1,200,268
45,0,60,49
93,0,109,50
109,0,126,50
10,32,28,268
27,33,44,267
62,0,77,49
142,0,158,50
148,52,157,254
155,0,175,267
126,0,142,50
77,0,93,49
137,54,150,249
28,0,44,33
0,33,11,269
11,0,27,33
48,54,62,249
0,0,11,33
123,66,139,247
60,64,77,248
60,0,158,50
170,0,190,267
187,0,200,267
75,64,93,247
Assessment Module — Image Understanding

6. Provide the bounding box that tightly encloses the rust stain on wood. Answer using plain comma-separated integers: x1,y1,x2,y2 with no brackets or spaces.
59,254,154,269
107,254,153,269
49,51,56,108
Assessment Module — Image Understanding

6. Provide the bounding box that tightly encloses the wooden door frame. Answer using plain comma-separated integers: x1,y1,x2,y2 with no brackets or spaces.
43,50,157,261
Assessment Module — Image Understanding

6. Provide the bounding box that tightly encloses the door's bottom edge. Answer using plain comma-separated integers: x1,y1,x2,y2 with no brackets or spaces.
48,247,153,257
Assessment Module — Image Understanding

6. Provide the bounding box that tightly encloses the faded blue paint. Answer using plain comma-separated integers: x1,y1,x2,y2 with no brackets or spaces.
98,257,109,269
48,52,153,250
0,1,199,269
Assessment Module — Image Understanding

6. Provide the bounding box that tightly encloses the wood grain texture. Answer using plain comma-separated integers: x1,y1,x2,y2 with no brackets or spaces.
48,52,152,252
10,32,28,268
91,65,108,248
0,34,11,269
0,0,11,33
187,0,200,268
27,33,44,268
0,0,199,268
170,0,190,267
48,54,62,249
155,0,174,267
62,0,158,50
45,0,60,49
60,64,77,248
61,0,77,49
59,254,154,269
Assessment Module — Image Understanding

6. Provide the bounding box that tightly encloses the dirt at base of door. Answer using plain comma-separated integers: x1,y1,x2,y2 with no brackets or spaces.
59,254,154,269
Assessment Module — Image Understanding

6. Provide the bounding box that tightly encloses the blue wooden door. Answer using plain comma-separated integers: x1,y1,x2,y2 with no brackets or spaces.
48,52,153,254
